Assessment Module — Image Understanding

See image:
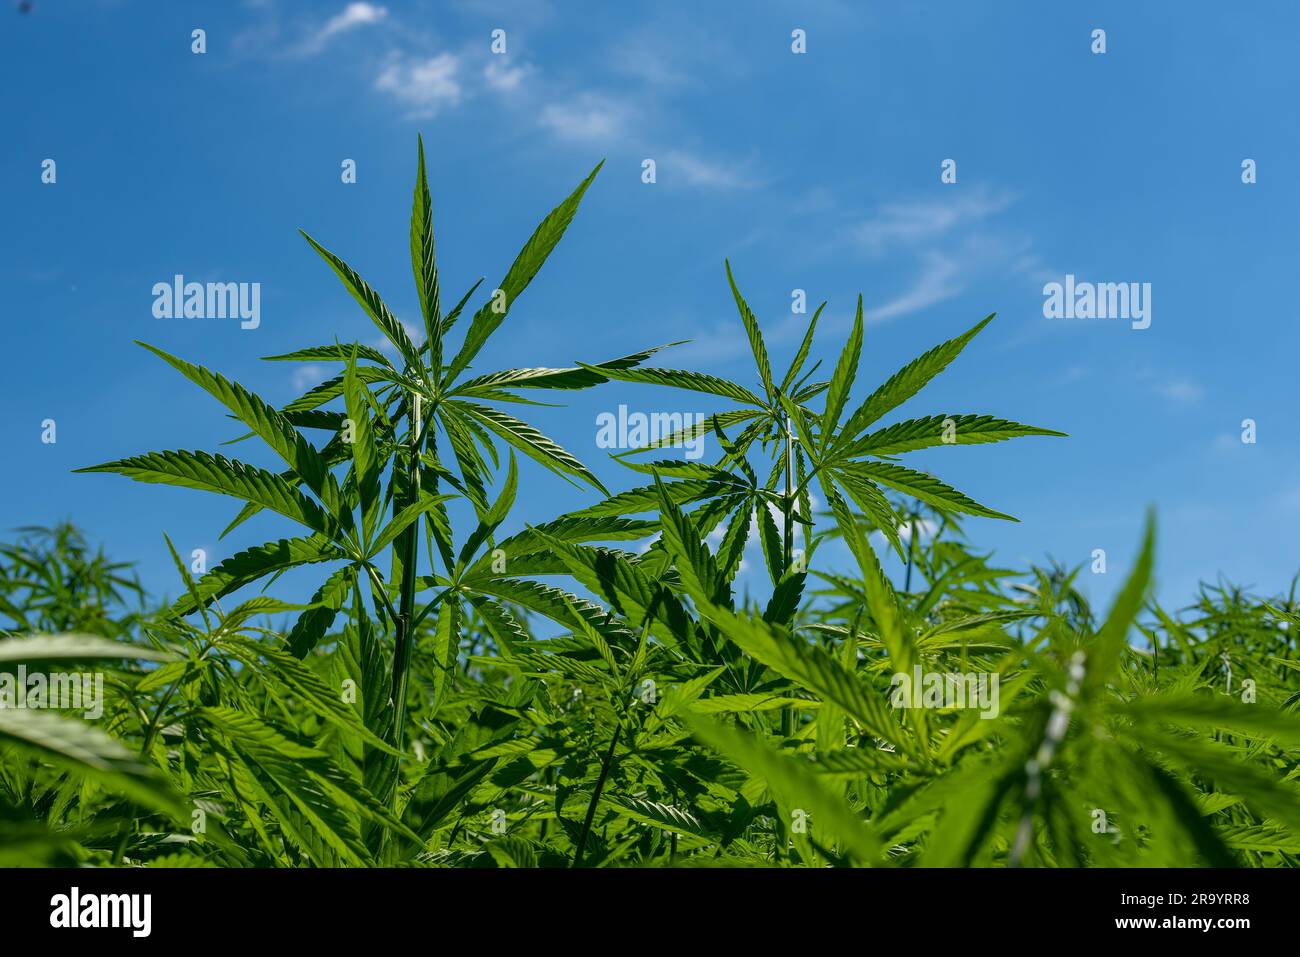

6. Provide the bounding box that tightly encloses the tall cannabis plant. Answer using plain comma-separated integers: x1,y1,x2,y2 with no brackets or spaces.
77,137,661,827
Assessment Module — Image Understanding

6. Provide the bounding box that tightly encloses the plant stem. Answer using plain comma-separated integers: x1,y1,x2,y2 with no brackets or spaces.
112,671,187,864
904,511,917,593
390,395,423,769
573,720,622,868
776,410,795,862
782,410,796,575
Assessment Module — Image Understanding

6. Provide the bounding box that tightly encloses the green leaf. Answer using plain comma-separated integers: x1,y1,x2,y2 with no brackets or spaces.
370,491,455,560
429,597,461,714
0,634,175,663
833,471,903,560
653,475,725,606
1218,824,1300,854
843,461,1016,521
281,365,408,415
821,295,864,443
0,709,183,817
690,602,908,753
578,365,764,406
614,410,761,457
455,343,678,394
465,577,637,647
486,836,539,868
222,637,397,754
690,693,819,714
779,302,824,396
286,565,353,658
603,796,710,847
300,229,424,376
846,414,1066,458
457,453,518,568
343,351,382,545
916,755,1018,867
456,401,607,494
568,476,749,518
834,313,994,447
200,707,372,866
410,133,442,356
1086,510,1154,690
1126,694,1300,748
134,342,339,515
685,714,882,864
167,535,346,616
262,343,393,366
484,516,656,561
77,450,346,544
725,260,773,400
445,162,602,384
822,480,917,675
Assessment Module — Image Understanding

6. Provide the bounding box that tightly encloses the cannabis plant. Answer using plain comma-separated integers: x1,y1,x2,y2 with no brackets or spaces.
72,138,661,854
2,142,1295,869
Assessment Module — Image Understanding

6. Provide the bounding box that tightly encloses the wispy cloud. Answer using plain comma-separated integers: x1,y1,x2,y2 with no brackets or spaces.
864,251,964,322
240,5,755,192
849,189,1015,256
661,149,761,191
1213,432,1240,453
299,3,388,56
1134,365,1204,404
607,19,748,91
612,42,689,89
484,59,533,93
834,188,1034,323
1155,378,1203,403
373,319,423,355
538,92,628,143
862,232,1035,325
291,364,327,392
374,52,462,117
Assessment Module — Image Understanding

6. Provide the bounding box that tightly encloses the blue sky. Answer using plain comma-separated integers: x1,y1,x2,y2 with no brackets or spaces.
2,0,1298,615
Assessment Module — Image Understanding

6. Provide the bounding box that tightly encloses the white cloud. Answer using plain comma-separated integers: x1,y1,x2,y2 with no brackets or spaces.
863,251,964,323
538,93,627,143
291,364,327,392
608,22,747,91
484,59,532,93
299,3,388,56
373,319,423,355
898,518,939,543
611,39,689,89
833,192,1035,324
375,53,462,117
661,149,760,191
1156,379,1202,403
849,189,1015,256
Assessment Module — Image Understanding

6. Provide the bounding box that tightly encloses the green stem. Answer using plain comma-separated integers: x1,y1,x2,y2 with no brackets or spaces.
112,666,190,865
388,394,424,816
776,410,795,862
573,721,622,868
364,564,403,628
904,512,917,593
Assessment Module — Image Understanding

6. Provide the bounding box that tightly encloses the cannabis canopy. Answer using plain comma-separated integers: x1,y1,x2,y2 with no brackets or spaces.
1,141,1296,868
